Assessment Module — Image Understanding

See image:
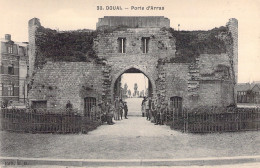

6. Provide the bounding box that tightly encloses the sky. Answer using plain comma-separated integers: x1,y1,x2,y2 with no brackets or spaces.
121,74,148,94
0,0,259,83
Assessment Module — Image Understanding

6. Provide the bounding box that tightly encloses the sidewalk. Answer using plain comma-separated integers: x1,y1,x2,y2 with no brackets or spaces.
1,155,260,167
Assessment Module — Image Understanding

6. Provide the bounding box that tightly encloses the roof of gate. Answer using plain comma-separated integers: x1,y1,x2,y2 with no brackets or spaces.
96,16,170,29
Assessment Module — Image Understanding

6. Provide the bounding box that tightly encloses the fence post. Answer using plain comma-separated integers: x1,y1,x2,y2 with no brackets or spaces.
184,109,187,133
172,107,175,128
187,110,189,133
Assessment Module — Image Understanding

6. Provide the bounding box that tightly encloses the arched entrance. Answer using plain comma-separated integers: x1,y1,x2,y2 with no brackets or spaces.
111,67,156,116
111,67,155,101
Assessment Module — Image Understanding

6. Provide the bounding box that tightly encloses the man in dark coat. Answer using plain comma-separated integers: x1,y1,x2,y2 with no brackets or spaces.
123,102,128,119
114,97,120,120
141,97,146,117
119,99,124,120
66,100,73,113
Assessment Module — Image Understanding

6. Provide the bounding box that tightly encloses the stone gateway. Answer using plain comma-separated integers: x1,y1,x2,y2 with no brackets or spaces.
27,16,238,115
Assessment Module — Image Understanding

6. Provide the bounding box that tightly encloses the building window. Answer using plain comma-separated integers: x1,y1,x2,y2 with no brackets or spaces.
142,37,150,53
8,64,14,75
118,38,126,53
8,45,13,54
7,85,14,96
31,100,47,109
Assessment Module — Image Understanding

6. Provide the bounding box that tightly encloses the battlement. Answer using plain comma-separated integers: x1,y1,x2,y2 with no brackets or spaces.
96,16,170,29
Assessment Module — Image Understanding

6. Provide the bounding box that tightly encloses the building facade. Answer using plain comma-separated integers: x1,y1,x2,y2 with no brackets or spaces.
0,34,28,107
27,16,238,115
237,82,260,104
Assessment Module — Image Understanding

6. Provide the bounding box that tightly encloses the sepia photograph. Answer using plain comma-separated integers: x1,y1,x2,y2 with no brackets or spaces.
0,0,260,167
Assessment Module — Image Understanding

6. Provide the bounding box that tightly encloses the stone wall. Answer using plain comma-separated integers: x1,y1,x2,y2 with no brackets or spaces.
95,28,176,100
27,16,238,112
162,52,235,109
164,63,189,107
97,16,170,29
28,18,41,77
28,62,103,113
227,18,238,103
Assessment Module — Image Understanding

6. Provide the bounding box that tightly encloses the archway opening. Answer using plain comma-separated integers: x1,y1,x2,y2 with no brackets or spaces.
113,68,153,116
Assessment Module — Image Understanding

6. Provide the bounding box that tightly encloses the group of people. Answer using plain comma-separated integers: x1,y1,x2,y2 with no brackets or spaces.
141,97,166,125
93,97,128,125
66,97,167,126
114,97,128,120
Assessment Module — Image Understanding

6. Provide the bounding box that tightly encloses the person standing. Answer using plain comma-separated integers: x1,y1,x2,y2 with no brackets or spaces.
119,99,124,120
100,101,107,123
106,101,114,125
155,104,160,125
97,101,105,121
145,97,150,120
123,102,128,119
114,97,120,120
150,99,156,123
160,104,166,125
66,100,73,111
141,97,146,117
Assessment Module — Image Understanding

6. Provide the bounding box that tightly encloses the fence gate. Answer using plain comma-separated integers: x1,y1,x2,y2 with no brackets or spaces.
84,97,96,117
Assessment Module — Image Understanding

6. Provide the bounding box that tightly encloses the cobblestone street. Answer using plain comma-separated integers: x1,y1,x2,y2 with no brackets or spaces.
1,99,259,160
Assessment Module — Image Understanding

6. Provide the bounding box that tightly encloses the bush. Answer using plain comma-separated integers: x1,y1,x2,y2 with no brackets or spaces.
35,27,98,67
165,26,231,63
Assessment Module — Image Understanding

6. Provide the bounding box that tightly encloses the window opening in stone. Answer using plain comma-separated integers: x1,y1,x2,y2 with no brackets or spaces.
118,38,126,53
142,37,150,53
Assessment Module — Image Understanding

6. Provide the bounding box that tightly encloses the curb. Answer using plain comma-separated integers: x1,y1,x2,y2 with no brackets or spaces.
1,155,260,167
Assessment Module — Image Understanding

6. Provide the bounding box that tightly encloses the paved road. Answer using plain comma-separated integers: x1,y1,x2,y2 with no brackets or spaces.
125,98,143,116
0,98,259,161
1,116,259,160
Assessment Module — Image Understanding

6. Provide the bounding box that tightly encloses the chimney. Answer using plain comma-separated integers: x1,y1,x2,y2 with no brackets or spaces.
5,34,11,41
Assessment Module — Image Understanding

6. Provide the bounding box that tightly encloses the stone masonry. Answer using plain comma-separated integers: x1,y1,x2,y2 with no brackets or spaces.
28,16,238,114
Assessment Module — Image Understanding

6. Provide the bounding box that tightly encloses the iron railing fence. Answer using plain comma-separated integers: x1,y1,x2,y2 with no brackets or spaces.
0,108,101,134
166,107,260,133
